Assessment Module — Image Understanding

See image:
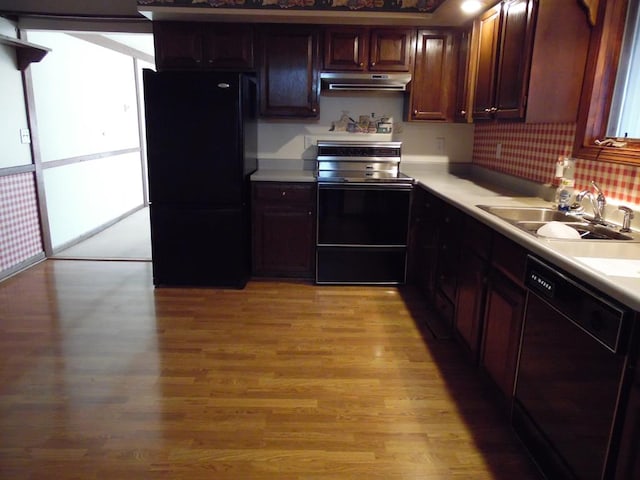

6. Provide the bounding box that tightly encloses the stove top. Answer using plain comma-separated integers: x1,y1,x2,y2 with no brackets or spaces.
315,140,412,185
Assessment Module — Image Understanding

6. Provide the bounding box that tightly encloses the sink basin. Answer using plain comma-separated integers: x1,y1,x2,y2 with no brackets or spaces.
477,205,639,242
515,221,635,241
477,205,583,223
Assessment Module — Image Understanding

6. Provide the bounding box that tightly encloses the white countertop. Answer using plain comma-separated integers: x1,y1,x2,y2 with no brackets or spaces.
250,162,640,311
402,163,640,312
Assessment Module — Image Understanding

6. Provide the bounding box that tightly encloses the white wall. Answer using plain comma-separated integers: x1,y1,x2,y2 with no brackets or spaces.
257,93,475,166
0,19,33,169
27,31,140,162
44,152,143,248
25,31,145,250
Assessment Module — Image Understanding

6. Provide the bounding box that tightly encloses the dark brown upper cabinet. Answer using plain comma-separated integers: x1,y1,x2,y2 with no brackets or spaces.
257,25,320,118
153,22,254,71
472,0,535,121
323,27,415,72
470,0,590,123
405,29,458,122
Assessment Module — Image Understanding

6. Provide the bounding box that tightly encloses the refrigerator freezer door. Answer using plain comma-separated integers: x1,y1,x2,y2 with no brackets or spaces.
150,205,250,288
143,70,248,206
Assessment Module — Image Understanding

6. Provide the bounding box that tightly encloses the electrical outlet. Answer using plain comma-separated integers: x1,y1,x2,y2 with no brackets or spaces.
496,143,502,159
19,128,31,144
436,137,445,154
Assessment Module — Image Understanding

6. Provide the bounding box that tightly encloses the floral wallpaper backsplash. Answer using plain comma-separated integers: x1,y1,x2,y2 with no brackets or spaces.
472,122,640,206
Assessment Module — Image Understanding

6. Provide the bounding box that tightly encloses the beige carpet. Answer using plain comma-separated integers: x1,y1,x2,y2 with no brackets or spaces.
55,207,152,261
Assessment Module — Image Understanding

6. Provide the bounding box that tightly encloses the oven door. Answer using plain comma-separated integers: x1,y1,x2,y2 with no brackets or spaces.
316,183,411,284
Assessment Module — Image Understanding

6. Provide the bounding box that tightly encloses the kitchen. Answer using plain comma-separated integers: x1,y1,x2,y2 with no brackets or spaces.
1,0,640,478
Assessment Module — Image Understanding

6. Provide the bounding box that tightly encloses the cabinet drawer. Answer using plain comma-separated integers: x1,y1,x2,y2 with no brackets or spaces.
254,183,315,204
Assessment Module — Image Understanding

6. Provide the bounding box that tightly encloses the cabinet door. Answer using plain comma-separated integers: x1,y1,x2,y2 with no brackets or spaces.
435,203,463,304
407,186,442,299
455,249,487,361
481,270,525,404
202,24,254,70
258,26,320,118
454,28,471,122
369,28,414,72
252,183,316,278
253,208,315,277
472,5,501,119
494,0,536,120
323,27,368,71
153,22,203,70
407,29,456,121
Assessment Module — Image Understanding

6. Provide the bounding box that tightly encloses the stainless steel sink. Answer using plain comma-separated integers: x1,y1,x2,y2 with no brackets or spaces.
477,205,639,241
515,221,635,241
477,205,584,223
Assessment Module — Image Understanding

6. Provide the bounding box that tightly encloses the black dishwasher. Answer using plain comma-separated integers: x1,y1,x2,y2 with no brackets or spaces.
513,255,633,480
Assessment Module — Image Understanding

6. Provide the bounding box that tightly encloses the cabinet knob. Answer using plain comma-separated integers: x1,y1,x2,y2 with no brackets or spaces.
312,108,317,113
359,62,364,67
490,107,498,113
281,191,286,196
371,62,376,67
308,211,312,216
460,110,466,115
414,110,418,115
208,59,213,64
484,108,491,113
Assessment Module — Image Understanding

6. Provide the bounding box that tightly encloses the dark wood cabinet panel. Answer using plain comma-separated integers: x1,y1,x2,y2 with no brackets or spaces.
472,4,501,120
153,22,254,71
369,28,415,72
435,202,463,304
252,182,316,278
407,186,442,299
481,269,525,404
323,27,368,71
406,29,457,122
454,28,472,123
472,0,536,120
324,27,414,72
201,24,254,70
153,22,203,70
454,217,492,361
455,249,487,360
471,0,589,123
258,26,320,118
493,0,536,120
616,367,640,478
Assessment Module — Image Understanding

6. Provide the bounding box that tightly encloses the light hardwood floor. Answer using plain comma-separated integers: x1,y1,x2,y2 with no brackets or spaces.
0,260,541,479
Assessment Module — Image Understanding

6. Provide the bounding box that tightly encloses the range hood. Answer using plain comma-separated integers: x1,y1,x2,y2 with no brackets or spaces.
320,72,411,92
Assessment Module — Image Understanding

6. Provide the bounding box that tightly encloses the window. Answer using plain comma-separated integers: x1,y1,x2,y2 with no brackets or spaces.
574,0,640,165
608,0,640,139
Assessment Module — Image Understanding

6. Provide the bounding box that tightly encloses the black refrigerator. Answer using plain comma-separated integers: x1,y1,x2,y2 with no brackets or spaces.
143,70,257,288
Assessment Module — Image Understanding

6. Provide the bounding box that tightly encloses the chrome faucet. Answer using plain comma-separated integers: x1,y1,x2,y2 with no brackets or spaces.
576,181,607,224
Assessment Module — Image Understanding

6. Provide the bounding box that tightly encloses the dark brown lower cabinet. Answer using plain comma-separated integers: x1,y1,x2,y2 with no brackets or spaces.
480,268,525,406
616,343,640,479
454,216,492,361
252,182,316,278
455,248,488,360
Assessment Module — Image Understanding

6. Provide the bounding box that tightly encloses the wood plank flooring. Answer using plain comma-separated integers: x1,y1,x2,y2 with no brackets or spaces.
0,260,541,479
